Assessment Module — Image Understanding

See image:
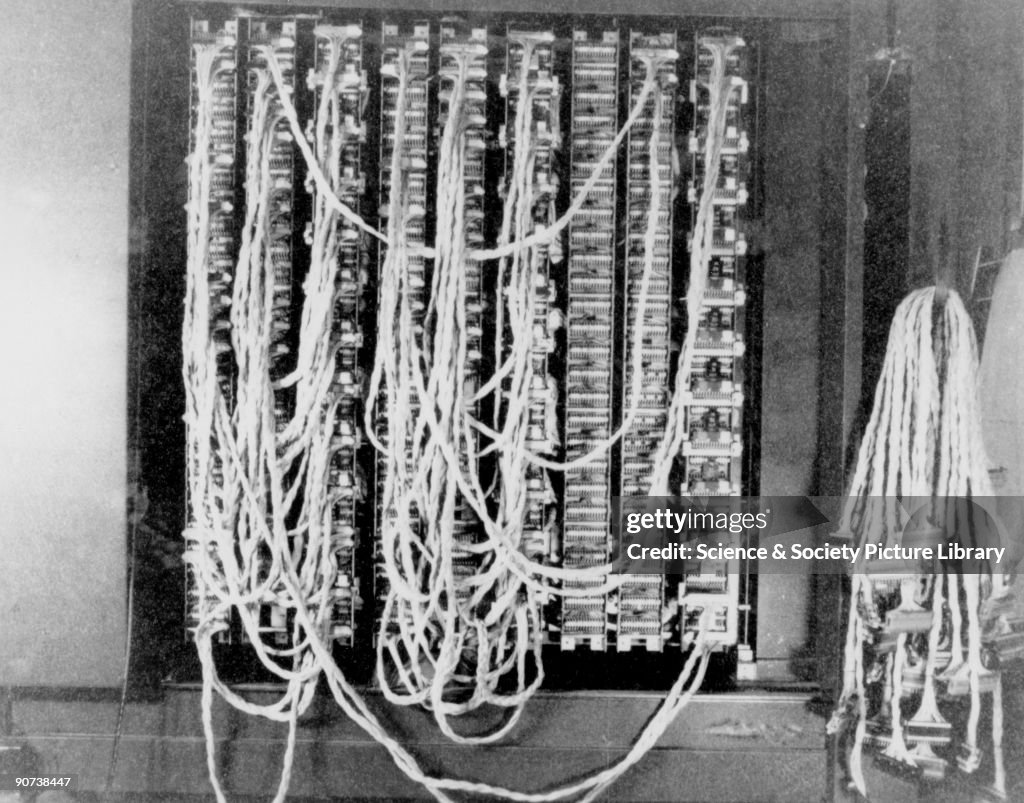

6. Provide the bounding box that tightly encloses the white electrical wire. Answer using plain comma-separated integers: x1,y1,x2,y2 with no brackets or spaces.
184,32,739,803
830,287,1003,796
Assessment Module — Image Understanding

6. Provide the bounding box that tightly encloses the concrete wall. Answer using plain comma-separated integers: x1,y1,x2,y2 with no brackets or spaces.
0,0,131,686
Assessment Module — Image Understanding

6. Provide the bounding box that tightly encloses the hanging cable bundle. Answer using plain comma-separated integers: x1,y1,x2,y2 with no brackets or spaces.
829,286,1012,798
365,40,680,740
183,22,745,803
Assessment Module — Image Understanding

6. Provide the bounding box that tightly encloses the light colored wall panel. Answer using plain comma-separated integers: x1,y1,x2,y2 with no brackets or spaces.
0,0,131,686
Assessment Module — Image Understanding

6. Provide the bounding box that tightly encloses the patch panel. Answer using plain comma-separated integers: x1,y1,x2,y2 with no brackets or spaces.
183,13,757,664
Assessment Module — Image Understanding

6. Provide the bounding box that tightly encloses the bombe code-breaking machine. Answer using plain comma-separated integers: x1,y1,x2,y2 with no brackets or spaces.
183,8,760,671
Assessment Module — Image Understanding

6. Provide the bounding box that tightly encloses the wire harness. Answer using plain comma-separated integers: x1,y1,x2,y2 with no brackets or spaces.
830,287,1013,798
183,18,745,802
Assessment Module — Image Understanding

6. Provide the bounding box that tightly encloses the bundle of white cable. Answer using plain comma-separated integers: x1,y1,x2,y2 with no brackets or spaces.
365,44,673,741
830,287,1003,797
647,40,745,496
184,34,741,802
185,31,375,802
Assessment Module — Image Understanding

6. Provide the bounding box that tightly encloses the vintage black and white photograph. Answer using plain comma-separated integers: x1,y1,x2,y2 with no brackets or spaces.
1,0,1023,800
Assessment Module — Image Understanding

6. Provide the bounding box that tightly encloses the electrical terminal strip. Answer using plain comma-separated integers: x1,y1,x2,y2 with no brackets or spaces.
678,522,741,648
686,209,748,257
243,18,299,646
308,22,367,647
678,31,749,650
182,15,759,673
186,17,240,644
249,19,297,396
501,25,560,571
692,307,745,357
439,22,488,599
679,591,737,645
678,528,741,649
616,31,678,653
559,29,620,652
681,405,740,457
687,165,748,206
688,39,749,155
686,356,743,406
374,21,431,627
